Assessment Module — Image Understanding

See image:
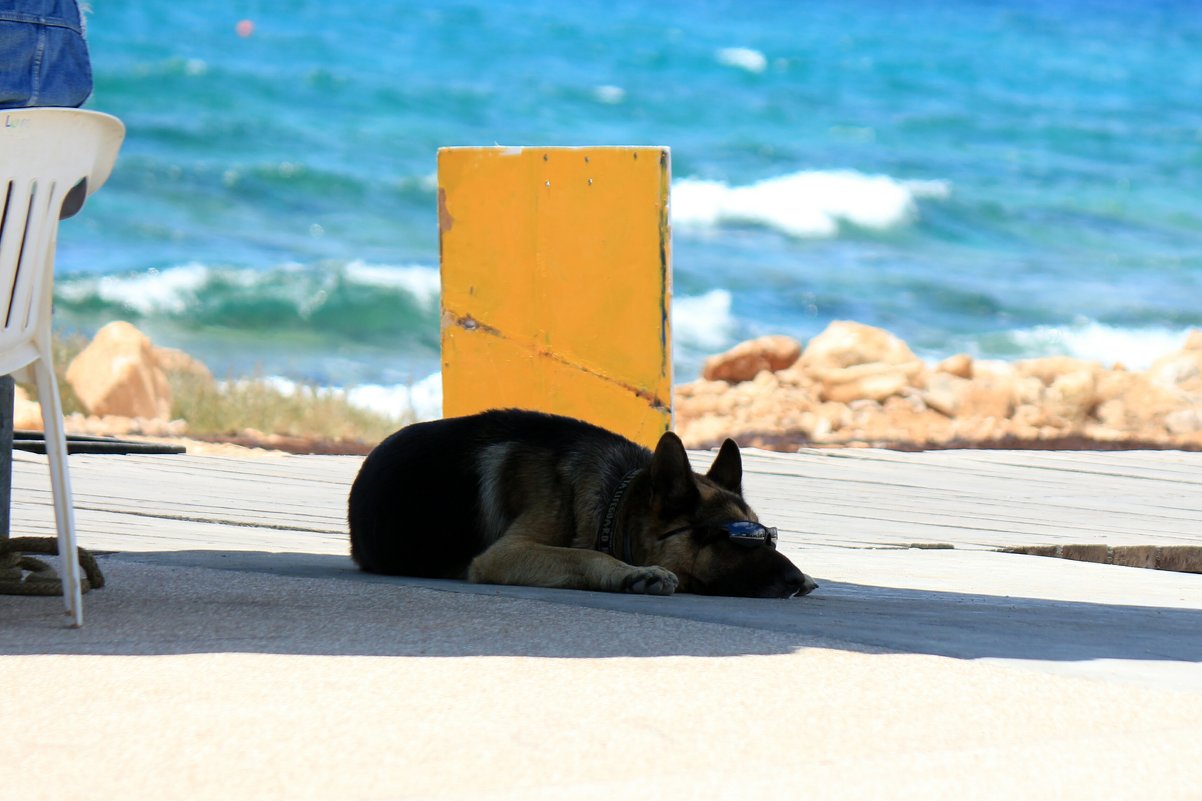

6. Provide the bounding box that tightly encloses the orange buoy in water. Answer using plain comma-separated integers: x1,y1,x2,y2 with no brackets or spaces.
236,19,254,38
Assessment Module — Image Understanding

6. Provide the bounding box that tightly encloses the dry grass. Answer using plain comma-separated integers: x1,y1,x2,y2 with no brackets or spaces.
167,370,408,443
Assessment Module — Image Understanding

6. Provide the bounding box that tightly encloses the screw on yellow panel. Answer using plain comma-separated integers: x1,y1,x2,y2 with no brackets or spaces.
438,146,672,448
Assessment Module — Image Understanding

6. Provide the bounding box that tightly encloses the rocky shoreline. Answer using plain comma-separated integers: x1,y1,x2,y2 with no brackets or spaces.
675,321,1202,452
17,320,1202,455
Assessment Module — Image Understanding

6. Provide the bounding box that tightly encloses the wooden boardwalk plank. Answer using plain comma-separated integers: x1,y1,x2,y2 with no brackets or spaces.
8,448,1202,557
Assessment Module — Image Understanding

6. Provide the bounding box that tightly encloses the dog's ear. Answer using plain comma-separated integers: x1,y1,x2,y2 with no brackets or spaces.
650,431,700,514
706,438,742,494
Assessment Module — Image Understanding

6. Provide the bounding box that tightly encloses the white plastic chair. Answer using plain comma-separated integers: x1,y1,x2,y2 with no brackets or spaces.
0,108,125,627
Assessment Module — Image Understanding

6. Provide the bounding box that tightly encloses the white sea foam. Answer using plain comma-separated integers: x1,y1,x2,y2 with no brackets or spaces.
902,179,953,199
593,84,626,104
716,47,767,73
55,262,212,314
672,289,735,352
1006,320,1191,371
343,260,441,309
235,372,444,422
56,260,444,316
672,170,948,238
347,373,443,421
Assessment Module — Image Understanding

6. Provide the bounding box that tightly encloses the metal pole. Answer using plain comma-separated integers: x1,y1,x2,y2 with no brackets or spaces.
0,374,13,540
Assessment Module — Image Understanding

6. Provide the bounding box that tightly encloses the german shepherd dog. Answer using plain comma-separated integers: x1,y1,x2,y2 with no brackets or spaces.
348,409,818,598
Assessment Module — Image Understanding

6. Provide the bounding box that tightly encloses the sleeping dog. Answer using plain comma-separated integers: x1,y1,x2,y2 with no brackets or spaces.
348,408,817,598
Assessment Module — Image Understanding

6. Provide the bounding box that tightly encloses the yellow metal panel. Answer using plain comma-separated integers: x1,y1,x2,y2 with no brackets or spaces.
439,146,672,448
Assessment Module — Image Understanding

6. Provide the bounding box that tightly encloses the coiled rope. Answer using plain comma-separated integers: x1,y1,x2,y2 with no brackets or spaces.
0,537,105,595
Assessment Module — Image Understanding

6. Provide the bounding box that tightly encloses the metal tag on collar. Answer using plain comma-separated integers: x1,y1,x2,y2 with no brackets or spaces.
723,521,778,547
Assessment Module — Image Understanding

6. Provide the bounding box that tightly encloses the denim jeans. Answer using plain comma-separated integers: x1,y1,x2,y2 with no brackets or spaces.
0,0,92,109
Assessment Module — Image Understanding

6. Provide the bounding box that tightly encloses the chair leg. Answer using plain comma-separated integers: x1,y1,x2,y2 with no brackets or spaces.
31,358,83,627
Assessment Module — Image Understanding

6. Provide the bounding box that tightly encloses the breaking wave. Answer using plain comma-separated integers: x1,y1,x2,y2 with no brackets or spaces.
54,260,442,342
672,169,951,238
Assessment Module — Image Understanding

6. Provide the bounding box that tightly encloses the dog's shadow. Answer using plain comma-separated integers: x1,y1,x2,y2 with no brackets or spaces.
4,549,1201,668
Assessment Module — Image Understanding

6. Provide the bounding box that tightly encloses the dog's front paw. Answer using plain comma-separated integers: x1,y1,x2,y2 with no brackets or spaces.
621,566,679,596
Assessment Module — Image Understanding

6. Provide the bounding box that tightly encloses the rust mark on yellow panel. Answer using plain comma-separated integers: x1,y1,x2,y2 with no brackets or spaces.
441,309,500,337
436,187,453,266
530,339,671,412
443,309,670,411
437,187,454,233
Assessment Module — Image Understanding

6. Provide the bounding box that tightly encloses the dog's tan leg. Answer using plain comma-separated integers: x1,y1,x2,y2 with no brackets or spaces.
468,524,678,595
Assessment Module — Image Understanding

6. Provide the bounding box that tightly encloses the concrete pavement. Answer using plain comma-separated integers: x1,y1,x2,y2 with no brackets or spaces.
3,447,1202,799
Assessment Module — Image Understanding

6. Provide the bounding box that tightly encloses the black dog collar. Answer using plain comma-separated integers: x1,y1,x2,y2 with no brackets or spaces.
595,468,640,561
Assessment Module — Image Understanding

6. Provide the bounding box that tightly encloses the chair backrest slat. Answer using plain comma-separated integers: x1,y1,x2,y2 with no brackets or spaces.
11,180,63,335
0,179,34,339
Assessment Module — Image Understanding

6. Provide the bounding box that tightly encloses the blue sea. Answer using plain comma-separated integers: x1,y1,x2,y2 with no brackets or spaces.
53,0,1202,417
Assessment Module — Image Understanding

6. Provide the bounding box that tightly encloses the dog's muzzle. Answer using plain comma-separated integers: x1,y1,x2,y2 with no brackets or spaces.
790,574,820,598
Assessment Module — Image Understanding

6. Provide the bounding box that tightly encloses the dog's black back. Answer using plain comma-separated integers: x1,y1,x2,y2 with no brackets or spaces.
348,408,647,578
